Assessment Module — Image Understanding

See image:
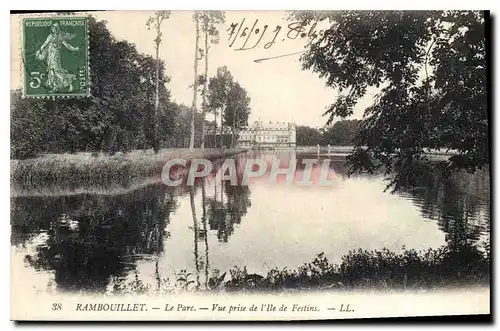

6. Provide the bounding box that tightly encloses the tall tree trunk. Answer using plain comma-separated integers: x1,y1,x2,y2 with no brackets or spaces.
220,107,225,148
220,177,224,206
231,108,238,148
155,261,161,291
213,116,217,149
215,109,220,148
189,17,200,151
201,28,209,150
154,18,161,153
201,180,209,288
189,187,200,289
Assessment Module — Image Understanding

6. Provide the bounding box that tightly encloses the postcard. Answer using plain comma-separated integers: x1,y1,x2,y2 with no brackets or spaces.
10,10,490,321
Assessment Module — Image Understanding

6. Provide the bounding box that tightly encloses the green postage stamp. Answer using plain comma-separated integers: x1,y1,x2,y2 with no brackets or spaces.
22,16,89,98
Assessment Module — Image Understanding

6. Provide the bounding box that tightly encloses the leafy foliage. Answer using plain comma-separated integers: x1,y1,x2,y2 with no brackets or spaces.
206,66,251,147
11,16,183,159
199,11,226,44
206,67,233,115
323,119,362,146
295,120,361,146
221,242,489,292
146,11,172,152
222,82,251,131
291,10,488,189
295,125,324,146
106,243,490,294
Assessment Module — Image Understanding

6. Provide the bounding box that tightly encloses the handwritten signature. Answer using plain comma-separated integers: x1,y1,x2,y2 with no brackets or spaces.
227,19,325,51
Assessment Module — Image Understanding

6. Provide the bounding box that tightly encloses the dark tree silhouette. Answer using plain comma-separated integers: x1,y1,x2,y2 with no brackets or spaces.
291,11,488,190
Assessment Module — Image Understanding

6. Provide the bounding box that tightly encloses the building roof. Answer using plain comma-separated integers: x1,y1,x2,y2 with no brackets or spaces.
242,120,295,131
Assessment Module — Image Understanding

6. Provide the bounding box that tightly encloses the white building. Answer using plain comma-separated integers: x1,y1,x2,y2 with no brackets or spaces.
237,121,296,149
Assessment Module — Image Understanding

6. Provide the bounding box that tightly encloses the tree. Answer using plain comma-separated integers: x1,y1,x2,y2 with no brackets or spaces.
199,11,225,149
206,66,234,148
10,90,49,158
189,12,203,151
11,16,173,159
146,11,171,153
295,126,323,146
222,82,251,148
291,10,488,191
206,67,251,148
156,101,207,148
322,120,362,146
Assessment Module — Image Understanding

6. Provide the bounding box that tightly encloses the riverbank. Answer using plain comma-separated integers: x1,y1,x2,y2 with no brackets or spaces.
11,148,247,189
221,245,490,293
110,242,490,295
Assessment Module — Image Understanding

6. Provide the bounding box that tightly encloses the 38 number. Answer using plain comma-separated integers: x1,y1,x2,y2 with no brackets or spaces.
52,303,62,311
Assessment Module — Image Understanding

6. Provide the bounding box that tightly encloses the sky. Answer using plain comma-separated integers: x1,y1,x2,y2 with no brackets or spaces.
11,11,377,128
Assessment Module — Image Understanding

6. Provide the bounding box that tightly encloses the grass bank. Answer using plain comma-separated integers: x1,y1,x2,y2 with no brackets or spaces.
11,148,247,189
110,243,490,295
220,245,490,292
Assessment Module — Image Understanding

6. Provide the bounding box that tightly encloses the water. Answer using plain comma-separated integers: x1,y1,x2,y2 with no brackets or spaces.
10,151,490,294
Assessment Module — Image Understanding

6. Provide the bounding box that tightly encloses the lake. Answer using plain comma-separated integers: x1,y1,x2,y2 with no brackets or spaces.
10,150,491,294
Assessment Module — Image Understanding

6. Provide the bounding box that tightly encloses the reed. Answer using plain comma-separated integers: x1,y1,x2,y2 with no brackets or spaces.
11,148,247,189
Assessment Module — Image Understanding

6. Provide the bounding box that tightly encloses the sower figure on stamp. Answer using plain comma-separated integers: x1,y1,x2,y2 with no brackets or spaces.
35,22,79,93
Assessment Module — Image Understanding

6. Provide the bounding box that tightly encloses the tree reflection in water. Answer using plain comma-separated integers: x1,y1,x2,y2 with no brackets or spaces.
396,164,490,253
10,153,489,294
205,182,251,243
184,156,253,289
201,180,209,289
11,184,177,293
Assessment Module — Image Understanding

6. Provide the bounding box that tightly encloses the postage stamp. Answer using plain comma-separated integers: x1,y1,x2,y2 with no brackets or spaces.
22,16,89,98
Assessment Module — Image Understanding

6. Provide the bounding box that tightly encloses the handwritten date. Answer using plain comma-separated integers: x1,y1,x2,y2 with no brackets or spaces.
227,19,324,51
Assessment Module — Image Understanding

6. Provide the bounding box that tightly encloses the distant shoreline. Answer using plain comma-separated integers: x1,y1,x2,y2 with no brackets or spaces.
295,145,458,157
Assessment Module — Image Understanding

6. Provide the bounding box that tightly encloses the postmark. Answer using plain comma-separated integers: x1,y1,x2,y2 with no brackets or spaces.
22,16,89,98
